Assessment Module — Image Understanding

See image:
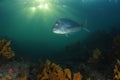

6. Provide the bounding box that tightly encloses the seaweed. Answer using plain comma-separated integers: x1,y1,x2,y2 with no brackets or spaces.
37,59,83,80
0,39,15,59
114,59,120,80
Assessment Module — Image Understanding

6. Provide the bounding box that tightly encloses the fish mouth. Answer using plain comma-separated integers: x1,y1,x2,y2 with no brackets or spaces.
53,28,67,34
53,29,64,34
53,29,58,34
53,28,61,34
53,28,57,33
53,30,59,34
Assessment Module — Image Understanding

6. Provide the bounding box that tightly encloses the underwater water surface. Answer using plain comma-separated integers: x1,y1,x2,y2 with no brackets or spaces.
0,0,120,61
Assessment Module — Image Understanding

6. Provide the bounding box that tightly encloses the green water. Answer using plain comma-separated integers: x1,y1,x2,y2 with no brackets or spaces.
0,0,120,61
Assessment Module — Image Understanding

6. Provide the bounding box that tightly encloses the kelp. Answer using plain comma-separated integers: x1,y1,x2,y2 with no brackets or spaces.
0,39,15,59
37,59,83,80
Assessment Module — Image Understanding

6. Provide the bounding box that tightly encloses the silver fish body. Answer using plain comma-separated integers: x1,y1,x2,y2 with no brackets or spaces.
53,18,85,34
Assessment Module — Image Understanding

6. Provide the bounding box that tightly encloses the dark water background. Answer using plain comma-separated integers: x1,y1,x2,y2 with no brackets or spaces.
0,0,120,61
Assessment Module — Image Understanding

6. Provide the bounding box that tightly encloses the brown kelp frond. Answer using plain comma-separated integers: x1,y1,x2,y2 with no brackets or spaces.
37,59,83,80
0,39,15,59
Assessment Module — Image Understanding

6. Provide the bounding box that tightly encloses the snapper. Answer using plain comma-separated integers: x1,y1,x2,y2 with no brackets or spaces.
53,18,89,36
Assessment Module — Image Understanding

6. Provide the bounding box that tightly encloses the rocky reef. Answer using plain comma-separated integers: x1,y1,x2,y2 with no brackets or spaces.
0,33,120,80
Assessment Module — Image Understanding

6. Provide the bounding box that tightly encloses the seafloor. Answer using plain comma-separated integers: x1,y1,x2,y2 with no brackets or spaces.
0,28,120,80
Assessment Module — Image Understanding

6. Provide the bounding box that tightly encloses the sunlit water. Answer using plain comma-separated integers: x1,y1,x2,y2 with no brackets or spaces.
0,0,120,60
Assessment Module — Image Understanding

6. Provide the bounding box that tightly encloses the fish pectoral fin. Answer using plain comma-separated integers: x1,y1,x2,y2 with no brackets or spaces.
84,19,88,27
65,34,69,37
83,28,90,32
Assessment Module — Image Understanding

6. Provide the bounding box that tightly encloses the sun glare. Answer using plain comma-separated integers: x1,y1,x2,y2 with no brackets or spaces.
31,7,36,11
44,4,49,9
38,5,43,9
38,3,49,9
36,0,45,2
26,0,66,19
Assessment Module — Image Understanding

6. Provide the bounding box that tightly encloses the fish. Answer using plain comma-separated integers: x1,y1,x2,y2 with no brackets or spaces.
52,18,89,36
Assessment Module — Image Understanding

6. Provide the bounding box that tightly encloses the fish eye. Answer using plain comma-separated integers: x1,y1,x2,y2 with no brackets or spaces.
55,23,59,26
